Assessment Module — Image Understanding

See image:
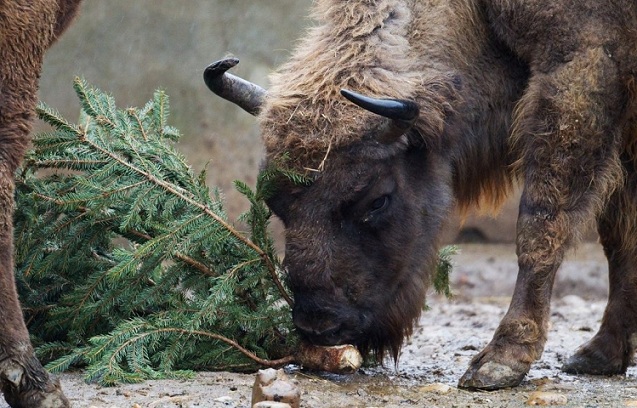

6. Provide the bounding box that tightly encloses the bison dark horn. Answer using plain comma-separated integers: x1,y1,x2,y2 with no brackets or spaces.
340,89,419,143
204,57,266,116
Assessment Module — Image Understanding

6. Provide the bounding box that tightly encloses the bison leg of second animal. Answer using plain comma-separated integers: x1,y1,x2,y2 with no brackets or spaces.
0,161,69,407
562,160,637,375
459,46,626,390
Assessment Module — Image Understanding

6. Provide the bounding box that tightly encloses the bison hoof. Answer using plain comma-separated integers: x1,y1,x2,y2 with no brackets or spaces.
562,349,626,376
458,360,528,391
1,358,70,408
3,380,70,408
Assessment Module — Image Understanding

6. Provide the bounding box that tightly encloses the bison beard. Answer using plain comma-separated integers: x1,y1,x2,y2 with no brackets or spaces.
205,0,637,392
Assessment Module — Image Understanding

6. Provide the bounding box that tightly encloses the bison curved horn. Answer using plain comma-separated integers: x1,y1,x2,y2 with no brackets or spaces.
340,89,419,144
204,58,266,116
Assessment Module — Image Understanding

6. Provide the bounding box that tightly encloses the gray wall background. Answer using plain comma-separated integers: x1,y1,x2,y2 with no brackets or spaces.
38,0,530,242
39,0,312,218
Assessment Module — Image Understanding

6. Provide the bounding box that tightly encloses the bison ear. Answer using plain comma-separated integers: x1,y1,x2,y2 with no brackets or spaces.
204,58,267,116
340,89,419,144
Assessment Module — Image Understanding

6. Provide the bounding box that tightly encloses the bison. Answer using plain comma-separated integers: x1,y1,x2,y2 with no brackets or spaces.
205,0,637,390
0,1,82,406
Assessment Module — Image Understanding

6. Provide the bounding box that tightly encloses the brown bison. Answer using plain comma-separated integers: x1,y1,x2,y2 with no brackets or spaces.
205,0,637,390
0,1,82,406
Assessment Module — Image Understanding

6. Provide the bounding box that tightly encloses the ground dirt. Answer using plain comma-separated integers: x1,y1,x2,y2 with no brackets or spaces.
5,242,637,408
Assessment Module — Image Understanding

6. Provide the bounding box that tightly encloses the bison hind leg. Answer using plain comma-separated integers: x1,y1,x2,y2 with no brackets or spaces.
563,162,637,376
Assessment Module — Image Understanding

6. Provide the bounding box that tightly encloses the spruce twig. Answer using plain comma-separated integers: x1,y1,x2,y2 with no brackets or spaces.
434,245,456,299
106,327,295,368
78,113,292,307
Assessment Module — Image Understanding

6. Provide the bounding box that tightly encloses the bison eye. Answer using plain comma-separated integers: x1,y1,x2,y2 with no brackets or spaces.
370,195,390,214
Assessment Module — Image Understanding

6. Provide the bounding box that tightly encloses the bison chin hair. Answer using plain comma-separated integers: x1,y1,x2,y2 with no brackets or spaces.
356,264,431,364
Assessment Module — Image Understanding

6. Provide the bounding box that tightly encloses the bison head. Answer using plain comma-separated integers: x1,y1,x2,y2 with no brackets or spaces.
205,59,454,359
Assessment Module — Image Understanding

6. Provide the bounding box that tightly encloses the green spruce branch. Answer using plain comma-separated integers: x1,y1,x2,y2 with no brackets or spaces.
15,78,295,385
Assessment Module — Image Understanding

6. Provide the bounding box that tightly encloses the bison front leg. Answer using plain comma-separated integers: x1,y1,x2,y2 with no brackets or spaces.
458,198,570,390
459,47,626,390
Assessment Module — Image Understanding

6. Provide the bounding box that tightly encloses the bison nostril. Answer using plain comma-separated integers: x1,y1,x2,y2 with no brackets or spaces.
293,312,344,345
319,324,341,338
296,323,343,346
294,317,341,337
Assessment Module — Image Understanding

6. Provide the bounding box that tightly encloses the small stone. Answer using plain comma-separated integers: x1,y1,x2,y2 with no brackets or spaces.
252,368,301,408
527,391,568,406
529,377,551,386
115,389,132,397
253,402,292,408
460,336,483,351
419,383,453,394
215,396,233,403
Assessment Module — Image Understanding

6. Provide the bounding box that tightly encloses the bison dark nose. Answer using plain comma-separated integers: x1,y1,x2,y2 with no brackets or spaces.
292,304,345,346
294,317,342,342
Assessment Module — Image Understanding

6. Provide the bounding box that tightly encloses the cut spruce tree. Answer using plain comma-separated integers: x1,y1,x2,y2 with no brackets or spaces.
14,78,455,385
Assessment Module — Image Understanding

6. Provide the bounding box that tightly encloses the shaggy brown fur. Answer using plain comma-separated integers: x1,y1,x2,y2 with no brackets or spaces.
0,1,81,407
260,0,525,213
261,1,456,170
209,0,637,391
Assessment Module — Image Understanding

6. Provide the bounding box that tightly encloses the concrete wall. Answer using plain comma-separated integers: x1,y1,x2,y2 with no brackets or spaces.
38,0,532,243
39,0,312,217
